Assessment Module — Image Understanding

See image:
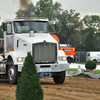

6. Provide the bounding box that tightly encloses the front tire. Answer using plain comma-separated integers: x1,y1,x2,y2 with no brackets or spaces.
53,71,66,84
8,62,18,84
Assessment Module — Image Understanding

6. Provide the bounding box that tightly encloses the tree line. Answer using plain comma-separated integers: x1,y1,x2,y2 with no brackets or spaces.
1,0,100,51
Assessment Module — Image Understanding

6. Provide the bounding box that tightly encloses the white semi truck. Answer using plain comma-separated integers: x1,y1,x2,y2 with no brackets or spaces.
0,17,69,84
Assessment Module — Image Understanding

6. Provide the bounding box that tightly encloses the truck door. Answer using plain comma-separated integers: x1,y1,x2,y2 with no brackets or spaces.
6,23,14,52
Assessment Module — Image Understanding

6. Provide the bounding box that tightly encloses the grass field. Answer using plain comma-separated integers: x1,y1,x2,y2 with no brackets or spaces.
67,68,100,73
75,62,100,65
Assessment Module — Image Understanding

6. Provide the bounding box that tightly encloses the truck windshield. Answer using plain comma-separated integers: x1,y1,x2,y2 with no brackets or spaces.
14,21,48,33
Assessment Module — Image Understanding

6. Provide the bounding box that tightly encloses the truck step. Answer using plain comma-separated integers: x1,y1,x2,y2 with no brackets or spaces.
0,60,6,63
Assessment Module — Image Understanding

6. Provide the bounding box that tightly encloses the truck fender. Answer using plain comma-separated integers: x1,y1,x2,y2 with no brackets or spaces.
6,51,26,65
58,50,68,63
58,50,66,57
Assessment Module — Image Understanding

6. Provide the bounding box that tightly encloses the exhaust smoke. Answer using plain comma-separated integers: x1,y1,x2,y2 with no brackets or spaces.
13,0,33,17
19,0,31,10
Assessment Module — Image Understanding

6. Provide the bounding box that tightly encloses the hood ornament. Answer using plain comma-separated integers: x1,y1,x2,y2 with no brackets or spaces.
43,40,46,45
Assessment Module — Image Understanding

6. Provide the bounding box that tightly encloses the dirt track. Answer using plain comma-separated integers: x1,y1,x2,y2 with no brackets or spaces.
0,76,100,100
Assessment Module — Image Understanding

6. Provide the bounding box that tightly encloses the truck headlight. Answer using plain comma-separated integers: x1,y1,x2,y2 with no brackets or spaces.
59,57,67,61
62,57,67,60
17,57,23,62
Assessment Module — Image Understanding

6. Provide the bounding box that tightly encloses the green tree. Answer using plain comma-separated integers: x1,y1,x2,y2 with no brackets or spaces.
35,0,62,21
82,15,100,51
83,15,100,29
16,3,36,17
84,27,97,51
57,9,83,50
16,52,43,100
35,0,53,20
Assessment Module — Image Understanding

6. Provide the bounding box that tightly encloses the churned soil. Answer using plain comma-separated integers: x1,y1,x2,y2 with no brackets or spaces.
0,76,100,100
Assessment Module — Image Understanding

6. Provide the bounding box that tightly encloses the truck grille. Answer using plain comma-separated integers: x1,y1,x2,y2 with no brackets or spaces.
32,42,57,64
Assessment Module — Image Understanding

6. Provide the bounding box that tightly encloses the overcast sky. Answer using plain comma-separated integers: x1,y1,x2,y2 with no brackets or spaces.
0,0,100,25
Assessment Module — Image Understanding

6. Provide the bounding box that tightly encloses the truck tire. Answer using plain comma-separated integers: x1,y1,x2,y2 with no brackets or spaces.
53,71,66,84
8,62,18,84
93,59,97,63
67,57,72,64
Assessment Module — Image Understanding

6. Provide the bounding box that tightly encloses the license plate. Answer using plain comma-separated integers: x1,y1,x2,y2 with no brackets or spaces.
40,68,51,72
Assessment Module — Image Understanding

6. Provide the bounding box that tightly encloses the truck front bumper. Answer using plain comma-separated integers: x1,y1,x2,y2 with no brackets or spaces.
18,63,69,73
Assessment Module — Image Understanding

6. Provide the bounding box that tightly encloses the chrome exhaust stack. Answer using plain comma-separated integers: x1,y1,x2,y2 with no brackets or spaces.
29,30,34,37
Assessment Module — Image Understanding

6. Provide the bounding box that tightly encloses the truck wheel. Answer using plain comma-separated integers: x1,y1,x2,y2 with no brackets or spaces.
8,62,18,84
67,58,71,64
93,59,97,63
53,71,66,84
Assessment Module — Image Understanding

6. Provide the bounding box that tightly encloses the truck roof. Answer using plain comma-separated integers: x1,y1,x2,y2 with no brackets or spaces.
4,17,49,22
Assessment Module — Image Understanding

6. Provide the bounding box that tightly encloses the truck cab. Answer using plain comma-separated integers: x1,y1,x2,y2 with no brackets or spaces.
59,44,75,63
0,17,69,84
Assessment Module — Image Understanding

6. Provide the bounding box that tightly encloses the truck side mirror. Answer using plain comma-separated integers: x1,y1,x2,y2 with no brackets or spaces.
3,23,6,31
55,24,59,32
